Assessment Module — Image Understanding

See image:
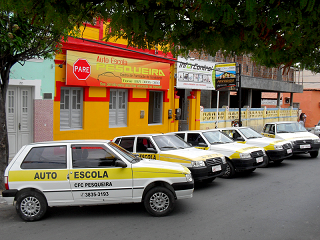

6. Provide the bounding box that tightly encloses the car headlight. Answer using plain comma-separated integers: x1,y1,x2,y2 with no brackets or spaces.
185,173,193,182
220,156,226,164
274,144,283,150
191,161,205,167
313,138,320,143
240,152,251,159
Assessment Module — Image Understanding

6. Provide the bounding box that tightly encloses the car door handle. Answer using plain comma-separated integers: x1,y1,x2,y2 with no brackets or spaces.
18,123,21,130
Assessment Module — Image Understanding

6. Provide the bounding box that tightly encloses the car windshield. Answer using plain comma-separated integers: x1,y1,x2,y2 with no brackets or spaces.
153,135,192,151
276,122,307,133
239,128,263,139
108,142,140,163
203,131,234,144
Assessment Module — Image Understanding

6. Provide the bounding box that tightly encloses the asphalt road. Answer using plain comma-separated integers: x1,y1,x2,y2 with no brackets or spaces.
1,154,320,240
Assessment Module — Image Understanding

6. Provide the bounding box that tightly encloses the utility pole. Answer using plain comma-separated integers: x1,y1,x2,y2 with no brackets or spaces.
237,64,242,126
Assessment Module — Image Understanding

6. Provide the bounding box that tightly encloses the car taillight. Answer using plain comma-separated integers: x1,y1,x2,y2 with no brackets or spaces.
5,176,9,190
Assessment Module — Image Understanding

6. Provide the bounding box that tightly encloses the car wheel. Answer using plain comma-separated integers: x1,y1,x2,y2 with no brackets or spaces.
273,159,284,165
221,160,235,178
144,187,175,217
16,190,47,221
310,151,319,158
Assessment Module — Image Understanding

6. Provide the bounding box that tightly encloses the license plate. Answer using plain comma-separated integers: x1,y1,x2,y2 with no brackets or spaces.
256,157,263,163
212,165,222,172
287,149,292,154
300,144,311,149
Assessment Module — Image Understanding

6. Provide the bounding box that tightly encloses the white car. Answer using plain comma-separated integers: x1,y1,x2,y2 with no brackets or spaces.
172,130,268,178
113,133,227,183
219,127,293,165
261,121,320,158
2,140,194,221
314,121,320,137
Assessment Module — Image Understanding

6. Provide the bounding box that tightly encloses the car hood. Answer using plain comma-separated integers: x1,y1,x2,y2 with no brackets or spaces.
244,137,290,148
275,132,318,140
159,147,224,162
208,142,263,156
133,158,190,174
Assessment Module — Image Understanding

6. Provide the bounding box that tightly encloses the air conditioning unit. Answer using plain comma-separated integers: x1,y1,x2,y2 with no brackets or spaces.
285,97,290,104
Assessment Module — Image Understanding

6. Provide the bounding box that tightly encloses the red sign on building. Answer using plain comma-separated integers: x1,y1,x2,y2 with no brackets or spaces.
73,58,91,80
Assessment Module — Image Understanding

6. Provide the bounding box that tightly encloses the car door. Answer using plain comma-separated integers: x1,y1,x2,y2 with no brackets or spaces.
262,124,276,138
136,137,160,160
69,144,133,204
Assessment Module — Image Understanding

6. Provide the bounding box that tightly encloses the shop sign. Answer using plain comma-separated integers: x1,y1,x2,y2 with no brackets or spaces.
214,63,237,90
176,57,216,90
66,50,170,90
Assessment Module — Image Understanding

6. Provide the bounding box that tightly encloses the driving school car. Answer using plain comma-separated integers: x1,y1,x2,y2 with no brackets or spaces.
261,121,320,158
113,133,227,183
219,127,293,165
172,130,268,178
2,140,194,221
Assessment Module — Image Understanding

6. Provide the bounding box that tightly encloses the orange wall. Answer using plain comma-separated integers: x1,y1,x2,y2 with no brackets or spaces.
283,91,320,128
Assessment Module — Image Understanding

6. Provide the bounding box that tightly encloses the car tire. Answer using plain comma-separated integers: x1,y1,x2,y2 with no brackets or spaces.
221,160,235,178
144,187,175,217
16,190,47,221
310,151,319,158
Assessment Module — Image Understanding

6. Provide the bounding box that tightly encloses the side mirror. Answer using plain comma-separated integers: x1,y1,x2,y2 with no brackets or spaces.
236,137,245,141
198,142,208,147
146,148,157,153
115,159,127,168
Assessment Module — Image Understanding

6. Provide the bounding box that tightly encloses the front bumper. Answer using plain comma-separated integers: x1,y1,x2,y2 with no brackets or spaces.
230,155,268,170
292,142,320,154
267,148,293,161
1,189,18,205
189,163,227,182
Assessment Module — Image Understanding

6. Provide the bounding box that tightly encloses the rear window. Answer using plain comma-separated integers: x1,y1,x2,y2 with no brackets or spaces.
21,146,67,169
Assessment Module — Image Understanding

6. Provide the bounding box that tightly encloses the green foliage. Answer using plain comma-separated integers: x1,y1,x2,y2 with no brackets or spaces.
100,0,320,72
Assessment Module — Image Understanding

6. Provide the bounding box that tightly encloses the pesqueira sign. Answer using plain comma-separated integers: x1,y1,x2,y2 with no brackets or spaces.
66,50,170,90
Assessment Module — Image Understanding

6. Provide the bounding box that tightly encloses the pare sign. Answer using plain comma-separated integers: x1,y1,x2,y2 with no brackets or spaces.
73,58,91,80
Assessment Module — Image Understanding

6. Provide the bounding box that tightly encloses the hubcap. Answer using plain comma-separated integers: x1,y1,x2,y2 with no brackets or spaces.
149,192,169,213
20,197,41,217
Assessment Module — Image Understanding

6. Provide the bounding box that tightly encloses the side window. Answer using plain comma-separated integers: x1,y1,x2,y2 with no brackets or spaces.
187,133,206,147
175,133,185,140
137,137,157,153
117,137,135,152
21,146,67,169
263,124,271,133
72,145,118,168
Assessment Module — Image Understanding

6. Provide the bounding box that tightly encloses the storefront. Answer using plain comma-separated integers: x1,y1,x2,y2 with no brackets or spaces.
53,21,178,141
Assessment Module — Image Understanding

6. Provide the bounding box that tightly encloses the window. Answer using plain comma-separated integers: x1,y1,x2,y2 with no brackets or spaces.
60,87,83,129
117,137,135,152
137,137,157,153
21,146,67,169
72,145,119,168
148,91,163,124
187,133,206,147
109,89,127,127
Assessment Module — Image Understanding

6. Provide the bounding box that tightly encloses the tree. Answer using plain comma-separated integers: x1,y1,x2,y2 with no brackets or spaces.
101,0,320,70
0,1,102,190
2,0,320,189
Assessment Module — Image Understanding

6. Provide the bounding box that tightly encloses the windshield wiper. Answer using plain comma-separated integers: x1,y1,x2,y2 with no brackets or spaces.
160,146,177,149
277,131,289,133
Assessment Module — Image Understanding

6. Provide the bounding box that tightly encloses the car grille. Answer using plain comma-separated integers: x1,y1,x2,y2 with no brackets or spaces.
206,158,223,166
283,143,292,149
294,139,313,145
250,150,264,158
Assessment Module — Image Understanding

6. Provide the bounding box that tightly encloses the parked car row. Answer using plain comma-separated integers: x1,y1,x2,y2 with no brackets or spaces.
2,121,319,221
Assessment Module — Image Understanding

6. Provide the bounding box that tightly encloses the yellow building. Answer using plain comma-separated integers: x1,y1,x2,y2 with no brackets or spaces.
53,20,181,141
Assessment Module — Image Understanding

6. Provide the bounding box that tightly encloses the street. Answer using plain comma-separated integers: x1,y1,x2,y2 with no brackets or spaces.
1,154,320,240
